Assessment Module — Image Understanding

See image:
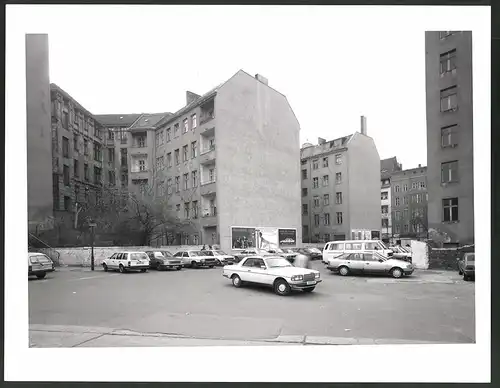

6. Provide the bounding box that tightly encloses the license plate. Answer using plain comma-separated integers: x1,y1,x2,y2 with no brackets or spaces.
306,281,316,285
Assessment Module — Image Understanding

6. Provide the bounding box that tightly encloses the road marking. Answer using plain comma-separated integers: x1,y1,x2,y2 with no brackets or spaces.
70,274,120,281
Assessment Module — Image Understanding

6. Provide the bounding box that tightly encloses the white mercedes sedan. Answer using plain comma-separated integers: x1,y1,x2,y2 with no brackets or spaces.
222,255,322,296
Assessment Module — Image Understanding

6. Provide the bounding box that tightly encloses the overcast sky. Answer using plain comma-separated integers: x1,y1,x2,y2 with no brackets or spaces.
12,5,489,170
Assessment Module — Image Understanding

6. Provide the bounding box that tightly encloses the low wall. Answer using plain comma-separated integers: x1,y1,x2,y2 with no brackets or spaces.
410,240,429,270
428,248,460,270
55,245,215,267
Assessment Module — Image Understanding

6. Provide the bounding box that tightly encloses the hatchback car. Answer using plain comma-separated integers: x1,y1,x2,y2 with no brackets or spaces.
102,251,150,273
201,250,235,266
145,251,183,271
457,252,475,281
326,252,413,278
28,252,55,279
173,250,217,268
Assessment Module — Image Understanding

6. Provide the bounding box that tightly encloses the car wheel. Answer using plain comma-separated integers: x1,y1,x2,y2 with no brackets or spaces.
176,266,182,271
231,274,242,288
36,273,46,279
458,270,463,275
391,267,403,279
119,264,125,273
303,287,315,293
463,274,469,281
209,265,214,268
103,263,108,272
191,261,198,269
140,269,147,273
338,266,350,276
274,279,291,296
156,263,162,271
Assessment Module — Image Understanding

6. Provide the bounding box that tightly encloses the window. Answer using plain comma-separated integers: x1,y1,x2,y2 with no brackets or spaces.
395,197,400,206
395,211,401,221
182,145,188,162
192,114,197,129
121,173,128,187
403,209,409,219
156,130,164,147
191,141,197,158
193,234,199,245
184,202,190,218
301,159,307,165
314,233,320,242
108,148,114,163
313,177,319,188
443,198,459,222
73,159,79,178
441,124,458,147
62,111,69,129
302,169,307,180
336,212,343,224
439,31,455,39
440,86,458,112
412,182,418,190
183,173,189,190
335,172,342,184
108,171,116,185
63,165,70,186
403,224,409,233
156,156,164,171
403,196,408,205
176,204,180,213
137,136,146,148
84,164,89,181
138,159,146,172
209,168,216,182
323,157,329,168
382,219,389,228
302,188,308,197
395,185,400,192
165,152,172,168
302,204,308,215
167,178,172,194
73,136,79,153
166,128,171,142
62,137,69,157
175,149,180,165
174,123,179,138
313,159,319,170
381,205,388,214
192,201,198,219
93,142,102,162
192,170,198,187
381,191,388,200
441,161,459,183
175,176,180,192
313,196,320,207
335,192,342,204
345,243,361,250
419,181,426,189
335,154,342,165
328,243,344,251
157,181,165,197
323,194,329,206
322,175,329,186
64,196,71,211
403,184,408,192
183,118,188,133
324,213,330,225
324,234,331,242
416,194,422,203
440,49,457,74
395,224,401,234
94,167,102,184
314,214,320,226
120,148,128,166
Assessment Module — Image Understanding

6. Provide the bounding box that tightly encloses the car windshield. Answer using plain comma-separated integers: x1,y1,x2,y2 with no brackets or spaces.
214,250,227,255
377,241,389,250
265,257,293,268
161,251,173,257
202,251,214,256
130,253,148,261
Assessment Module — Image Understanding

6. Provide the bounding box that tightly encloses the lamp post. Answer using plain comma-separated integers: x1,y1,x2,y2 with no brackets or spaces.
88,220,97,271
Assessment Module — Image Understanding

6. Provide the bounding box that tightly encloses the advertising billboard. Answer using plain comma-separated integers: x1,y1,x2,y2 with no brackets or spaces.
231,227,256,249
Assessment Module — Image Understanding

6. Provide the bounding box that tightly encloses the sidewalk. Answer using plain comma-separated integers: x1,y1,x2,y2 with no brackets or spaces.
29,324,447,348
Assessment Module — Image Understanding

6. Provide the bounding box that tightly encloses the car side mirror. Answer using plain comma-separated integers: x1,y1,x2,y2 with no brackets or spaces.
378,259,384,263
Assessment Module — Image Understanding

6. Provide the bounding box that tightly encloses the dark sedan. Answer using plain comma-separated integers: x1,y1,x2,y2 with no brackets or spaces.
457,252,475,281
291,247,323,261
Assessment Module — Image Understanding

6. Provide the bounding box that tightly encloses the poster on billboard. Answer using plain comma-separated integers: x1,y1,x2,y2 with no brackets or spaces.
278,229,297,247
231,227,256,249
256,227,279,250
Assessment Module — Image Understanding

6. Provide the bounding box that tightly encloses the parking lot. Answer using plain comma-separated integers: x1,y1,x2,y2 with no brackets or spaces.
29,261,475,347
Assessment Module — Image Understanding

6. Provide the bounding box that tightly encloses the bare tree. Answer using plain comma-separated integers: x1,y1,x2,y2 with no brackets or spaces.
409,207,428,238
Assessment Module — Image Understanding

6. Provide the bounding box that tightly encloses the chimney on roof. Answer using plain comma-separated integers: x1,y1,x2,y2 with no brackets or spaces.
186,91,201,106
360,116,367,136
255,74,268,86
318,137,326,145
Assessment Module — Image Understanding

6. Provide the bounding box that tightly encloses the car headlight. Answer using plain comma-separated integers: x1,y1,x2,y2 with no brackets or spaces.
315,272,320,279
291,275,303,281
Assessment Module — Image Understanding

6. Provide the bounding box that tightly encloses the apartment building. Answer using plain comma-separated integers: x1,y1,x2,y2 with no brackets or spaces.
301,117,381,243
151,70,302,252
380,157,402,242
50,84,108,214
391,166,428,240
26,34,53,231
425,31,474,245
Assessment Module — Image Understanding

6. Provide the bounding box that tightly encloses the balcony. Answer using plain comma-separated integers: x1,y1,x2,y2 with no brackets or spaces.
200,126,215,137
130,169,149,180
381,213,389,219
200,212,217,228
200,112,215,125
129,145,148,156
200,180,216,196
199,147,215,165
105,138,115,147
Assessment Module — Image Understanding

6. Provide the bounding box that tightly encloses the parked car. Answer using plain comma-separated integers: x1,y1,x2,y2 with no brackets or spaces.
173,250,217,268
326,252,413,278
223,255,321,296
145,251,183,271
266,248,297,262
201,250,235,266
291,247,323,261
102,251,150,273
322,240,393,264
457,252,475,281
390,245,412,262
28,252,55,279
233,248,273,263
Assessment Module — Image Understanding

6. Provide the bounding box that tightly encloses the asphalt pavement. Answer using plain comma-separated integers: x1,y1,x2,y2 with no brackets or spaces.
29,261,475,347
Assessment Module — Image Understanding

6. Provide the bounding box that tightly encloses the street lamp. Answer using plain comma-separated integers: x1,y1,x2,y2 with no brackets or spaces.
88,219,97,271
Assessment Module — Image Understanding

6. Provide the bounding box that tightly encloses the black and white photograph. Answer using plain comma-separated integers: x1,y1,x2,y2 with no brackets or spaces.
5,3,491,383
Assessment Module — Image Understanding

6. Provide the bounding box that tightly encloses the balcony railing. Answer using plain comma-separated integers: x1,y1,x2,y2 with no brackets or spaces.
200,112,215,125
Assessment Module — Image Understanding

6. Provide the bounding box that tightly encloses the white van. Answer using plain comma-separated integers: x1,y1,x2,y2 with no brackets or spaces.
322,240,393,264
